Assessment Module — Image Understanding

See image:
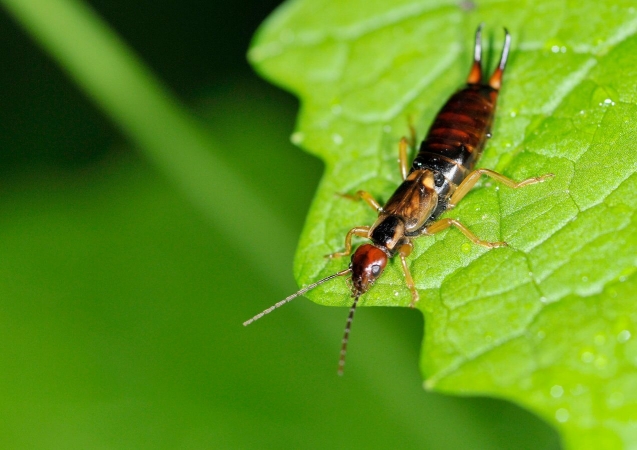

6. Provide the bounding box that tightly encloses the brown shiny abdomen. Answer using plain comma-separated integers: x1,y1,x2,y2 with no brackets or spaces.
410,84,499,220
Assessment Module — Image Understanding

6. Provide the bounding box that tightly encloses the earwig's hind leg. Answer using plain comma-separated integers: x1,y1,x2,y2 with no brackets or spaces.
408,121,418,149
467,24,483,84
338,190,383,213
424,218,507,248
326,226,371,258
399,120,418,181
488,28,511,90
397,242,419,307
399,137,410,181
448,168,554,208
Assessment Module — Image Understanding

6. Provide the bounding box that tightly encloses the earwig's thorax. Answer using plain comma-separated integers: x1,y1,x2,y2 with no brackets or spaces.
370,215,405,252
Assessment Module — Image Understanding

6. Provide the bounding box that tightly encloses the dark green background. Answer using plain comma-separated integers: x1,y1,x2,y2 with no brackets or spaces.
0,1,560,448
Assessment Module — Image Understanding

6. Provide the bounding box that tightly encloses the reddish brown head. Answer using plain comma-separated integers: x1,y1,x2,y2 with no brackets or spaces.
350,244,388,296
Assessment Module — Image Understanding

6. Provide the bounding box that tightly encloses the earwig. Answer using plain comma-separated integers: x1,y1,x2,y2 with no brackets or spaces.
244,26,553,375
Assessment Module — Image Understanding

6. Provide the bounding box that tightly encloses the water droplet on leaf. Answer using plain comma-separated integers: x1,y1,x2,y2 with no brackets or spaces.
290,131,305,144
555,408,569,423
550,385,564,398
617,330,631,343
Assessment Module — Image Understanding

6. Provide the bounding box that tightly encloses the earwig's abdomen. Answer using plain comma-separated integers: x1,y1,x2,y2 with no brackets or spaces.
412,84,499,205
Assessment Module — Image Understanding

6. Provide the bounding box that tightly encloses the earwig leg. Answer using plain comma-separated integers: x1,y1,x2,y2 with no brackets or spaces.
326,226,371,258
448,168,554,208
467,24,483,84
338,191,383,213
398,137,410,181
488,28,511,91
397,242,419,307
399,118,418,181
408,121,418,149
425,218,507,248
405,116,418,150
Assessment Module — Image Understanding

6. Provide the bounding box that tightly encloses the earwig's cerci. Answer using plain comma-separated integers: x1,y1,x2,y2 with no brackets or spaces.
244,26,554,375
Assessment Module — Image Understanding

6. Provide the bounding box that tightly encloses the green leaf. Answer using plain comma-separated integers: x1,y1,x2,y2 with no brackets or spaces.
249,0,637,448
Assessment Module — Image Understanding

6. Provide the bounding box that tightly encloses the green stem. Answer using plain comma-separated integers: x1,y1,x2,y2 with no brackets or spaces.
1,0,295,287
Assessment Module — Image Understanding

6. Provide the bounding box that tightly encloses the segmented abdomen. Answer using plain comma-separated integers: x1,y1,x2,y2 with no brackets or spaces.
411,84,499,199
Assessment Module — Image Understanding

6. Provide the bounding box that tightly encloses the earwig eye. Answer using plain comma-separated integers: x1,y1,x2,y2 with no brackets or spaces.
371,264,381,276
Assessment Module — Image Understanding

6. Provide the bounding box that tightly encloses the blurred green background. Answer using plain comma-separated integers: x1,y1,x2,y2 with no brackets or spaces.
0,1,562,448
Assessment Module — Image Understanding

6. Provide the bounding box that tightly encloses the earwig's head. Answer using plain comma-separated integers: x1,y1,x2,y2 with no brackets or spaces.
350,244,388,296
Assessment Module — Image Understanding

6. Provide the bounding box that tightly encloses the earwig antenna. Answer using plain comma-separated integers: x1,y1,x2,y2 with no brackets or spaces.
243,268,352,326
338,294,360,376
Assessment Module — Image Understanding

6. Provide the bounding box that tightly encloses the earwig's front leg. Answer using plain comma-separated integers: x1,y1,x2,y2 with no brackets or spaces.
326,226,371,258
448,169,554,208
424,218,507,248
339,191,383,213
397,241,419,307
